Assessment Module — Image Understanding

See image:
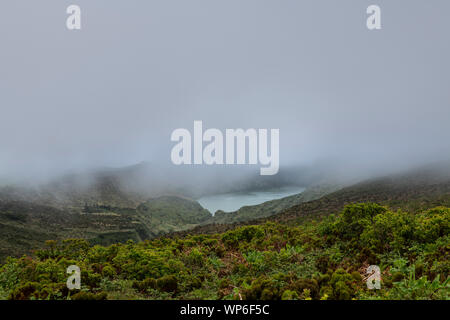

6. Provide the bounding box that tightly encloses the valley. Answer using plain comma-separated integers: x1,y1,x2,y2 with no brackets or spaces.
0,162,449,300
1,162,450,264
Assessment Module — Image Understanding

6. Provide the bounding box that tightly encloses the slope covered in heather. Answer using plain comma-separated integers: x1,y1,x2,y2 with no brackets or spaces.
1,203,448,300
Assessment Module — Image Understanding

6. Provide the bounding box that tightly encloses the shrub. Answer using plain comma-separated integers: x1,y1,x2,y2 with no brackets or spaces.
360,210,416,253
414,207,450,243
102,264,117,279
221,226,265,248
331,203,388,242
290,279,319,299
8,282,40,300
132,278,157,293
281,290,299,300
326,269,359,300
186,248,204,267
156,275,178,293
391,272,405,282
316,255,330,274
242,277,280,300
81,270,102,288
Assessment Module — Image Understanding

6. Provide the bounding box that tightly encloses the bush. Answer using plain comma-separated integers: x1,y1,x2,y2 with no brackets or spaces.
290,279,319,299
323,269,359,300
186,248,204,267
102,264,117,279
132,278,156,293
281,290,299,300
8,282,40,300
81,270,102,288
316,255,330,274
392,272,405,282
414,207,450,243
222,226,265,248
242,277,280,300
328,203,387,242
156,275,178,293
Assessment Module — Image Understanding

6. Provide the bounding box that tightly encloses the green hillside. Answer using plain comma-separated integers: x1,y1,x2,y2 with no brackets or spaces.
0,203,448,300
210,184,340,224
0,165,338,262
2,164,450,264
0,196,212,262
0,200,144,262
175,166,450,236
136,196,212,236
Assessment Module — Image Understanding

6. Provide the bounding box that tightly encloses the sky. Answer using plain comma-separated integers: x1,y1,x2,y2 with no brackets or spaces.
0,0,449,180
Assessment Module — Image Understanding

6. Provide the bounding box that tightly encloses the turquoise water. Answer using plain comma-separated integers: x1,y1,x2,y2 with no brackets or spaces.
197,186,305,214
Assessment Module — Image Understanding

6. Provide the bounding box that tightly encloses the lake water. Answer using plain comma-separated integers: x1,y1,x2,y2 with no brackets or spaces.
197,186,305,214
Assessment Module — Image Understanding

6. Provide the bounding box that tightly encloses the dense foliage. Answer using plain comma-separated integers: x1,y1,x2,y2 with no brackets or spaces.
0,203,448,300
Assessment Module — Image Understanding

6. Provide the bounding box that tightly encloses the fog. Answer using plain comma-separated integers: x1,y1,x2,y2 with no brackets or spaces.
1,1,449,185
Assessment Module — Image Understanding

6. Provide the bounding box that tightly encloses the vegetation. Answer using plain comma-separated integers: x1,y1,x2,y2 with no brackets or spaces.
1,203,448,300
0,196,213,262
137,196,211,235
4,163,450,263
210,184,340,223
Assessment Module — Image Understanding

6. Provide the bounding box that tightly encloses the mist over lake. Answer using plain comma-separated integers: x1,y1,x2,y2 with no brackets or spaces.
197,186,306,214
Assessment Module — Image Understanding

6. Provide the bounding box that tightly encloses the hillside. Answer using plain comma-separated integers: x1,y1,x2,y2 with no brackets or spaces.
209,184,340,224
1,203,448,300
136,196,212,236
173,164,450,236
0,163,339,261
0,161,342,210
274,164,450,224
0,195,212,262
2,162,450,263
0,164,449,299
0,200,145,261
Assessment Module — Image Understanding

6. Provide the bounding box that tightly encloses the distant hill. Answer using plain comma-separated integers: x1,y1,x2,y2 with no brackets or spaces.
274,163,450,224
136,196,211,236
0,199,144,261
0,195,213,262
0,162,321,210
208,184,340,224
172,163,450,236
